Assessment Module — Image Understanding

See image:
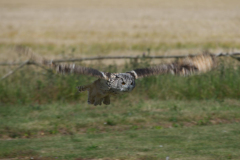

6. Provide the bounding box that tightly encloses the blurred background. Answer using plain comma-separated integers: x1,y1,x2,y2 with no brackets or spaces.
0,0,240,160
1,0,240,59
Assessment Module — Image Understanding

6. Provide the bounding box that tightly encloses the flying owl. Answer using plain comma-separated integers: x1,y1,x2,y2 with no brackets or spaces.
46,53,215,106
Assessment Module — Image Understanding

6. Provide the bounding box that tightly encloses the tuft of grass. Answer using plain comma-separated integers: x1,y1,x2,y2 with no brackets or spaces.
105,119,117,126
85,144,99,151
0,149,38,159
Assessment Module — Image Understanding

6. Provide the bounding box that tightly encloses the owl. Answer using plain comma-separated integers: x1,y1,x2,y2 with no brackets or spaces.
50,53,216,106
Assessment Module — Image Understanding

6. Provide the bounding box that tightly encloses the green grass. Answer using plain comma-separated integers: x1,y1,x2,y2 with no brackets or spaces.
1,99,240,138
1,63,240,160
1,1,240,159
1,58,240,104
1,51,240,159
0,122,240,160
1,99,240,159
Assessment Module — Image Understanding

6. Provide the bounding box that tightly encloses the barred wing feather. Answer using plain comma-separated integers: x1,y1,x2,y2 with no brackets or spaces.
54,64,109,79
128,53,216,79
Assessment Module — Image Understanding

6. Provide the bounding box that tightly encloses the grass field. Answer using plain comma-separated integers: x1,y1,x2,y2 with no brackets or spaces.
1,123,240,160
1,0,240,159
1,0,240,60
1,100,240,160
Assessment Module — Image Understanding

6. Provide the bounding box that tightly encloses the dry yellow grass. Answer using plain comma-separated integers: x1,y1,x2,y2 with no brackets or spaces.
0,0,240,58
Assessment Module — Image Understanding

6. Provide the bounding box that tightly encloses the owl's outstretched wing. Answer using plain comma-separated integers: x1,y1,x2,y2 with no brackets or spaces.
15,47,110,80
127,53,216,79
53,63,110,80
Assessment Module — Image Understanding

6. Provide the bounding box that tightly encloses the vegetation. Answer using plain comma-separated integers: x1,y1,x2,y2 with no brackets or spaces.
1,0,240,159
1,0,240,59
1,98,240,138
1,58,240,104
1,59,240,159
0,100,240,159
1,123,240,160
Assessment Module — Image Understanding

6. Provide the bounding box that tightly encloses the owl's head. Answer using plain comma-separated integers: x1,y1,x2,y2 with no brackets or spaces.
109,73,135,93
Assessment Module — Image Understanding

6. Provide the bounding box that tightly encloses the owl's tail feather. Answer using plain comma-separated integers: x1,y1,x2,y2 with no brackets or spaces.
103,95,110,105
77,85,89,92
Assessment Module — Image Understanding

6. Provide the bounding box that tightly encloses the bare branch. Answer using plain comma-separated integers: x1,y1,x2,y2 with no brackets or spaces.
0,62,24,66
0,52,240,66
1,60,29,80
31,62,53,72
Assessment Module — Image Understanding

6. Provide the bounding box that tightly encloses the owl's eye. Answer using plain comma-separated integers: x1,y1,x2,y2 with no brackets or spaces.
131,82,133,85
122,82,126,85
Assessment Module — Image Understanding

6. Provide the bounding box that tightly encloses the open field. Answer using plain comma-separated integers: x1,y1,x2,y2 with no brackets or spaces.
1,60,240,160
1,100,240,160
1,0,240,159
1,0,240,60
1,99,240,138
0,123,240,160
1,63,240,159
